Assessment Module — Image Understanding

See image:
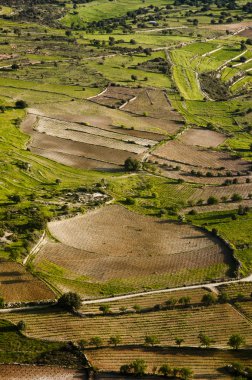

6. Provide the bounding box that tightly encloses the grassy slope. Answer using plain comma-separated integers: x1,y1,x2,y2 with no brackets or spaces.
0,319,81,365
187,210,252,276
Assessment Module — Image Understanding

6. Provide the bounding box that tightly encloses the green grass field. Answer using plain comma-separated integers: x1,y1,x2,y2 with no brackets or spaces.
187,210,252,276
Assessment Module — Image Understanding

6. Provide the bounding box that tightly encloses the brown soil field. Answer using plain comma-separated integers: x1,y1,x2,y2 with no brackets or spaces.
205,21,252,31
31,147,122,171
189,182,252,203
5,303,252,347
28,100,170,135
238,28,252,38
91,86,139,108
23,120,140,170
87,347,252,379
0,259,55,303
35,117,155,151
0,365,86,379
22,97,181,170
152,156,252,185
153,140,250,172
37,205,233,282
236,301,252,320
123,89,184,134
179,128,227,148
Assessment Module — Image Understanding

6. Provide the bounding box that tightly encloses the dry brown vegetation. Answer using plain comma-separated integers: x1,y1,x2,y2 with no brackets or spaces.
0,259,55,303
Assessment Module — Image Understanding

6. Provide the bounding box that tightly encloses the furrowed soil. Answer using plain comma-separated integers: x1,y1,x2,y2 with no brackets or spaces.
87,347,252,380
33,205,235,296
0,365,86,380
0,259,55,303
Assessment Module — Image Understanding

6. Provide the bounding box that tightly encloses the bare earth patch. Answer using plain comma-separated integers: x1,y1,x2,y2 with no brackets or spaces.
153,140,250,172
0,259,55,302
180,128,227,147
35,205,233,285
0,365,86,380
205,21,252,31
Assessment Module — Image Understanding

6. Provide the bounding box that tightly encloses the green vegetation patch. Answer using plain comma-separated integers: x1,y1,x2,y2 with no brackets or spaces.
0,319,84,366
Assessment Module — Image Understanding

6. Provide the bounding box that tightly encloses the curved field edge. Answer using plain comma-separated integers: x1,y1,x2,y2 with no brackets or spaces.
32,204,236,298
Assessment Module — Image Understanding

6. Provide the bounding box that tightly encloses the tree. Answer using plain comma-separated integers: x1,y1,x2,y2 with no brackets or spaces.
228,334,245,350
145,335,160,347
178,296,191,306
198,332,215,348
231,193,242,202
57,292,81,311
218,292,229,303
120,364,132,375
201,293,216,306
158,364,172,377
124,157,141,171
175,337,184,347
7,194,21,203
99,304,111,315
17,320,26,331
165,298,178,308
133,304,141,312
131,359,147,376
15,100,28,109
109,335,121,347
0,297,4,308
89,336,103,348
11,63,19,70
207,196,218,205
180,367,194,380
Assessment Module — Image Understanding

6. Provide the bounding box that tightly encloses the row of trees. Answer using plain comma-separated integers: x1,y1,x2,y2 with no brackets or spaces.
78,332,245,350
120,359,193,379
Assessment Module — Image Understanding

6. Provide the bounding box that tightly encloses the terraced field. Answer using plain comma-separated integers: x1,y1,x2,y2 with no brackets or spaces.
80,288,210,314
152,140,250,173
22,91,185,170
87,347,252,379
5,303,252,347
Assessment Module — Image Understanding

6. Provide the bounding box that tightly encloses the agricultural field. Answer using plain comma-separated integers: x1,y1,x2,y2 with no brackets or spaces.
34,205,233,296
4,302,252,347
0,0,252,378
87,347,252,379
0,259,55,303
0,365,86,380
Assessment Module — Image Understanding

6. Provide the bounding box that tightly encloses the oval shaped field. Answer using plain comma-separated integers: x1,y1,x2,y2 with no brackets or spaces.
35,205,235,296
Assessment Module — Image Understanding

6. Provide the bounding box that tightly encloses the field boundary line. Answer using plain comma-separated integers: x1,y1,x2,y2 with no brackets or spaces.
81,275,252,305
23,231,46,265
